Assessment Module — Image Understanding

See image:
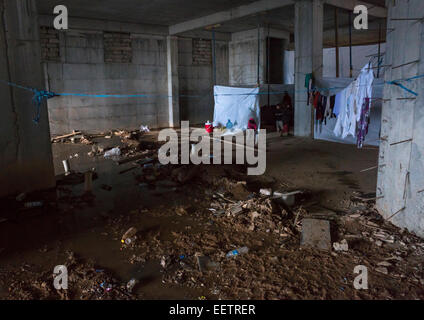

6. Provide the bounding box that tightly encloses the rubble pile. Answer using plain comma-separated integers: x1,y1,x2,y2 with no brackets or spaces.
0,252,139,300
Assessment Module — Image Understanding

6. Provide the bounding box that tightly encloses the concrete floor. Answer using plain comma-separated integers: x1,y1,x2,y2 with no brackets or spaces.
0,134,381,299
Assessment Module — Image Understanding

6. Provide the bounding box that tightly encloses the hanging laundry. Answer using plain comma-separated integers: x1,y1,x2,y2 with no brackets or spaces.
305,73,313,106
357,98,371,148
333,63,374,140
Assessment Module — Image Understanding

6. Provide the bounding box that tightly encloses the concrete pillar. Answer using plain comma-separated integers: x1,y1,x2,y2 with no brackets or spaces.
167,35,180,128
0,0,55,197
294,0,323,137
376,0,424,237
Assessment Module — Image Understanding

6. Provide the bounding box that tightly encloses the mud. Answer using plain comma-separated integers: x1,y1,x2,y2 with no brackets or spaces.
0,131,422,300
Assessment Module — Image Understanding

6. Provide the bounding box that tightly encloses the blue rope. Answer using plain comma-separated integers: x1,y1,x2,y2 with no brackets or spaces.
0,73,423,124
31,90,56,123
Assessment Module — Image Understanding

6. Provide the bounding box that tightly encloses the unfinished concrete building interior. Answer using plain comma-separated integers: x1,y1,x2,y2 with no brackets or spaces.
0,0,423,301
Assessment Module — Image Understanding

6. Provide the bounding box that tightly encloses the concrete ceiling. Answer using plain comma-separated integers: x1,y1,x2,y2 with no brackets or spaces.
36,0,260,26
37,0,387,46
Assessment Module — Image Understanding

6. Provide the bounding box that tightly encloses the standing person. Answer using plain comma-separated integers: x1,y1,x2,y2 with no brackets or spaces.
275,105,284,137
281,91,293,136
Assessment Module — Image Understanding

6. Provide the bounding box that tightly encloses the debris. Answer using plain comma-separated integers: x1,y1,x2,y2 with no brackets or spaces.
51,131,82,143
260,189,272,196
229,205,243,216
126,278,139,292
104,147,121,158
62,160,71,176
333,239,349,252
226,247,249,258
301,218,331,251
172,165,201,184
122,227,138,245
376,267,389,275
273,190,303,207
140,125,150,133
377,261,392,267
196,256,219,272
24,201,44,209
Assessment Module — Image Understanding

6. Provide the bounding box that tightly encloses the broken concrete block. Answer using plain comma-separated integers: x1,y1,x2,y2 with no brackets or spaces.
301,218,331,251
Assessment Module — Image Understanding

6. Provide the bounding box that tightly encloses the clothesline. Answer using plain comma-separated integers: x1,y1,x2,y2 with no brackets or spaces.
0,72,423,124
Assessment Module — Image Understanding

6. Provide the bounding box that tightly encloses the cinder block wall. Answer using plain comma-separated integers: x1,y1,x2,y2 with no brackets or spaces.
178,37,229,125
43,25,169,135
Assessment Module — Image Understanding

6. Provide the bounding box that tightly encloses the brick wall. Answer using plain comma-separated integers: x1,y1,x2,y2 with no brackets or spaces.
40,26,60,62
104,32,132,63
192,39,212,65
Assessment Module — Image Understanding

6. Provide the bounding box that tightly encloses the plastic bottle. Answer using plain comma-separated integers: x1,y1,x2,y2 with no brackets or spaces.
226,247,249,258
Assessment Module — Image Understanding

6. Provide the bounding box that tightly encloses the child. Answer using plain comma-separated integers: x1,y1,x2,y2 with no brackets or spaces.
275,105,284,136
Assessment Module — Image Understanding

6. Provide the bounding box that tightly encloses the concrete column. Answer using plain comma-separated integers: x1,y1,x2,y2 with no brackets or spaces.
167,35,180,128
0,0,55,197
376,0,424,237
294,0,323,137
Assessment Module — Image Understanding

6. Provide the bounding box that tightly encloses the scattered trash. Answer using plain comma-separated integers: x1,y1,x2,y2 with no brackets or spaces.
126,278,139,292
301,218,331,251
100,282,113,292
140,125,150,133
62,160,71,176
260,189,272,196
104,147,121,158
273,190,303,207
333,239,349,252
122,227,138,245
24,201,44,209
226,247,249,258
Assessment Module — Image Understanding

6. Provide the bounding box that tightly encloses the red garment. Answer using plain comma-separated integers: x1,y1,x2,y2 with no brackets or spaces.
313,92,321,109
248,118,257,130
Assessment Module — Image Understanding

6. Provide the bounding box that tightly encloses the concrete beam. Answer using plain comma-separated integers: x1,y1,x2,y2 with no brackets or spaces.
169,0,295,35
324,0,387,18
39,15,169,35
179,30,232,41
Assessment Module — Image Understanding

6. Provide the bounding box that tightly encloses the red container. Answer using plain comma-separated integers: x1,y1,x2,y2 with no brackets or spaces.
205,121,213,133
